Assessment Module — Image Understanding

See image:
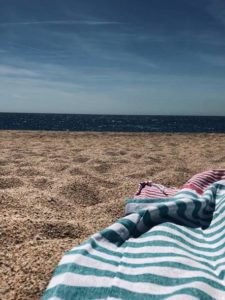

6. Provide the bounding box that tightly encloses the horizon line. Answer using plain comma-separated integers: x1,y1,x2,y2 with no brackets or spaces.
0,111,224,118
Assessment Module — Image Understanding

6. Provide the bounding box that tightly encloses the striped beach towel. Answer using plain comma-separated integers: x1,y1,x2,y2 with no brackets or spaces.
42,170,225,300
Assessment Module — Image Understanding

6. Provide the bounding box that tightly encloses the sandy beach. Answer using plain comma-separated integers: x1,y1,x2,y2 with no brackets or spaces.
1,131,225,300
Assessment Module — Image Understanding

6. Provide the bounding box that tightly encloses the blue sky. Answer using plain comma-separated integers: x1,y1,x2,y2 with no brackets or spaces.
0,0,225,115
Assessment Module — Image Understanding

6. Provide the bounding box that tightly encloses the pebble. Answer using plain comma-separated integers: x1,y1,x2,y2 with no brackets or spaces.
47,197,56,203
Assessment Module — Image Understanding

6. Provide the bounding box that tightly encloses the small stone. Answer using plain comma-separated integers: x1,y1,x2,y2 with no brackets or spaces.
0,286,10,294
47,197,56,203
33,234,42,241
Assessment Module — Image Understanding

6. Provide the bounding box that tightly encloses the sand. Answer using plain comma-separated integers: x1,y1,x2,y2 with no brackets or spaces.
1,130,225,299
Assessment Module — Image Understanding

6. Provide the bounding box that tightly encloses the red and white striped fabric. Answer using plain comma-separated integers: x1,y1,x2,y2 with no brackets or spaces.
182,169,225,194
134,169,225,199
134,181,178,199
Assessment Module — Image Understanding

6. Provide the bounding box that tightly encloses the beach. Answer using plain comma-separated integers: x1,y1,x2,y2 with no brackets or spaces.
1,130,225,300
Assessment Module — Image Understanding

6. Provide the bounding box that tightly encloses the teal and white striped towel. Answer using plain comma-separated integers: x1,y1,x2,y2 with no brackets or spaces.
42,171,225,300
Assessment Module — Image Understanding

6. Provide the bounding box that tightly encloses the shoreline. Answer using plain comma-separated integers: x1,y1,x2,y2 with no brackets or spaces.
1,129,225,135
1,131,225,299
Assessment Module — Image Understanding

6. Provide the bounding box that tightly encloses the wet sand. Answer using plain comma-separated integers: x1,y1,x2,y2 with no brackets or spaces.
1,131,225,299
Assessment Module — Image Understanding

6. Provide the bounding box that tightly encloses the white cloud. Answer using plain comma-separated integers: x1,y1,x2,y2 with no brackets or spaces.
197,53,225,67
0,65,39,77
0,67,225,115
0,20,121,27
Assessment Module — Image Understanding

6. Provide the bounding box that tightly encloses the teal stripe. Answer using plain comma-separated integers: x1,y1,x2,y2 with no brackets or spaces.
123,230,225,253
65,246,217,271
78,222,225,257
214,183,225,191
194,216,225,236
216,198,225,210
67,223,225,261
65,248,120,266
214,202,225,215
54,259,221,280
128,197,219,233
142,210,152,227
42,285,111,300
42,285,216,300
207,213,225,232
67,238,225,264
47,263,225,290
126,198,174,204
157,203,205,228
117,218,142,239
141,204,195,229
191,198,202,220
160,200,209,224
145,223,225,245
166,201,201,225
120,240,225,260
119,261,221,278
117,218,137,236
69,238,122,257
101,229,124,246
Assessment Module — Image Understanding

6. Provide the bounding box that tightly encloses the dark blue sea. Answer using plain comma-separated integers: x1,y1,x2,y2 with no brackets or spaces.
0,113,225,132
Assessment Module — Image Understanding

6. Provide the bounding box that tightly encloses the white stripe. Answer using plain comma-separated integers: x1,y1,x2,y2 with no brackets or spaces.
115,266,224,282
159,223,225,243
215,200,225,214
216,197,225,210
63,245,120,263
94,298,121,300
213,186,225,196
47,272,225,297
122,246,225,269
59,252,118,270
145,199,201,225
115,277,225,297
156,218,225,243
59,251,224,279
204,213,225,234
65,240,218,266
128,226,225,250
123,213,141,223
67,229,225,266
175,189,199,197
121,235,225,257
166,295,199,300
67,223,225,264
47,273,112,289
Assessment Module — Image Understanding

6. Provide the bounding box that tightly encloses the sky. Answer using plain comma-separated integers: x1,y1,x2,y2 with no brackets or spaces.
0,0,225,115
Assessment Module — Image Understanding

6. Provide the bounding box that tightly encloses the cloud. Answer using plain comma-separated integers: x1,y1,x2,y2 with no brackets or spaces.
0,20,121,27
0,65,39,77
198,53,225,67
0,61,224,115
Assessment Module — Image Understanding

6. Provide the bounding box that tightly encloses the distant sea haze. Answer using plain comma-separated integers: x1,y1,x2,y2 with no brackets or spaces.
0,113,225,133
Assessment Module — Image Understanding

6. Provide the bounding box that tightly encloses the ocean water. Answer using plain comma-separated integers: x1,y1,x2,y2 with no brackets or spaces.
0,113,225,132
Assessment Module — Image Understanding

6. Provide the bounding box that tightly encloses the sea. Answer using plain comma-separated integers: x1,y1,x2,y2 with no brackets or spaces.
0,112,225,133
